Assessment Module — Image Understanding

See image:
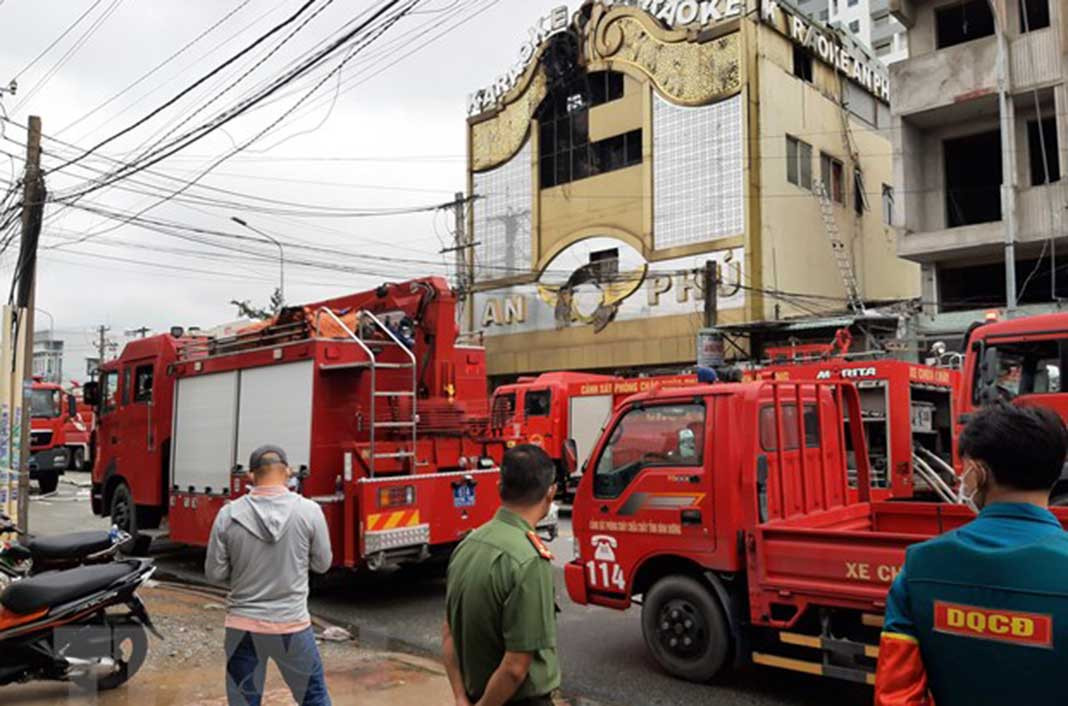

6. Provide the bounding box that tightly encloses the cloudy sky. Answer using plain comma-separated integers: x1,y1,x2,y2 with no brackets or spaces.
0,0,564,375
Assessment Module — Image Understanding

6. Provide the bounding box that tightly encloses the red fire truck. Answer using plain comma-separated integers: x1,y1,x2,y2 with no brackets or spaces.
490,372,695,498
85,278,541,569
956,311,1068,503
743,355,960,503
28,380,93,493
565,380,1068,684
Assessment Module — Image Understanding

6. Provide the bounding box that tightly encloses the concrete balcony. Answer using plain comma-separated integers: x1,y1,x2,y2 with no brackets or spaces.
890,36,998,117
897,183,1067,262
1010,27,1060,90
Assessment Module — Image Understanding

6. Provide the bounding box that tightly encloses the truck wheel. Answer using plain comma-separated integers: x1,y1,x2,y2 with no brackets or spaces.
110,483,138,537
37,470,59,495
642,575,730,683
71,448,86,471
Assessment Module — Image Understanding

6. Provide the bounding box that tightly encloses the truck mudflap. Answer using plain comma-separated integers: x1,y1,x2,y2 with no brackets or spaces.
565,561,588,604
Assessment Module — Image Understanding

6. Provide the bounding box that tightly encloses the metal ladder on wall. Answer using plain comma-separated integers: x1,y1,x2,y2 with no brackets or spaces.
315,308,417,476
814,180,865,315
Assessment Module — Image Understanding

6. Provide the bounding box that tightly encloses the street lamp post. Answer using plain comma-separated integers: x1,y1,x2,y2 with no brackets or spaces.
231,217,285,305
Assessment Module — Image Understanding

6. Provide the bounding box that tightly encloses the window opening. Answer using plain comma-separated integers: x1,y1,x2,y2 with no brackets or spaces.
821,153,845,203
936,0,995,49
882,184,894,225
973,339,1065,405
759,404,821,451
134,365,154,403
1019,0,1050,32
792,44,813,82
787,136,813,189
944,130,1001,228
524,389,552,417
848,19,860,33
1027,117,1061,186
593,403,705,498
102,370,120,415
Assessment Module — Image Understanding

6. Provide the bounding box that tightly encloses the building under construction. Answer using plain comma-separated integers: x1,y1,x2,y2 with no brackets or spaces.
463,0,919,380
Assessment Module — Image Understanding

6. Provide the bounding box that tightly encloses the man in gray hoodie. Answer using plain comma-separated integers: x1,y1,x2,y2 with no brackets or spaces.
206,444,333,706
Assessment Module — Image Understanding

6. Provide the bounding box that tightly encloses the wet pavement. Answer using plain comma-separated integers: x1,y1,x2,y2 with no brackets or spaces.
15,478,873,706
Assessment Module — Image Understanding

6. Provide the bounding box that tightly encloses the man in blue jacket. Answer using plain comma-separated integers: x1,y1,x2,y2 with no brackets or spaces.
874,403,1068,706
206,445,333,706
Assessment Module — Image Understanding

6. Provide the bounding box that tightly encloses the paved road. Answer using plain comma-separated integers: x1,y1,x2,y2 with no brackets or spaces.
27,481,872,706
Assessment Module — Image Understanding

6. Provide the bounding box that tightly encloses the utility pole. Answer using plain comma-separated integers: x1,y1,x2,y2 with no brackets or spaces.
703,260,718,328
453,192,469,322
986,0,1018,312
125,326,150,338
96,325,111,365
14,116,43,532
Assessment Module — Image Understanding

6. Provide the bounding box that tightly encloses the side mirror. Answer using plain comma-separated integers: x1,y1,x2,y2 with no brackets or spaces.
979,346,999,386
563,439,578,475
67,393,77,418
82,381,100,407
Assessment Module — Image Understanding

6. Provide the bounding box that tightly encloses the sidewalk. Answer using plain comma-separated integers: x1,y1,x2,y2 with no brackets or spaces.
4,582,577,706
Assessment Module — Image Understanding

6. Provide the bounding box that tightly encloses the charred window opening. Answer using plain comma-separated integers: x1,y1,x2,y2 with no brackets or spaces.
821,153,845,203
936,0,995,49
854,169,868,215
590,248,620,279
537,70,638,189
1019,0,1050,32
944,130,1001,228
1027,117,1061,186
792,44,813,82
937,257,1068,312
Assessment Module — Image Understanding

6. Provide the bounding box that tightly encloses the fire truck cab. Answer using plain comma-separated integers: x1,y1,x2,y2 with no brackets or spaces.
490,372,695,498
958,311,1068,503
28,381,91,493
86,278,539,569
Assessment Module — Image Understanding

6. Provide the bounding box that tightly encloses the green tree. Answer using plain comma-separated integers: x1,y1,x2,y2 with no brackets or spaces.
230,287,284,320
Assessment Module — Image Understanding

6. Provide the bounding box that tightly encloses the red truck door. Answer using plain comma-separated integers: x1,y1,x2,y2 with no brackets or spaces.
95,369,122,475
574,398,713,598
122,359,159,506
522,387,556,454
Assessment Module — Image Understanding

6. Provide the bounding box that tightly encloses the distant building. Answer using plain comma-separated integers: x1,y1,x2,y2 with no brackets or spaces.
796,0,909,63
464,1,918,380
890,0,1065,342
33,334,64,384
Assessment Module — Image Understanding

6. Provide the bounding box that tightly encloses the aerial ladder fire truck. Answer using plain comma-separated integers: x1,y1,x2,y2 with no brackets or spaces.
85,278,547,570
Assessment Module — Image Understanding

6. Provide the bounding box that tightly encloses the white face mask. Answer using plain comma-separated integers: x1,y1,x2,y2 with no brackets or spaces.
957,465,983,513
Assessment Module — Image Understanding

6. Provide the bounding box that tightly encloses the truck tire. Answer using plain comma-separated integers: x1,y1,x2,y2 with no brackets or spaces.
71,448,86,471
37,470,59,495
642,575,730,683
110,483,138,538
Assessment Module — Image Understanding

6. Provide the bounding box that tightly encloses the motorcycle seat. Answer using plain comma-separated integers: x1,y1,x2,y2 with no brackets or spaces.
23,531,113,560
0,562,136,615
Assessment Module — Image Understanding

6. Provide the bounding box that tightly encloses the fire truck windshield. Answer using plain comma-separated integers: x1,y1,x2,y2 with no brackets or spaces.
29,388,62,418
976,339,1063,403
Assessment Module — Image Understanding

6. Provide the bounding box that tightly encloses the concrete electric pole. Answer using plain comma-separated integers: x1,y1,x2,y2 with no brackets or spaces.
14,116,43,531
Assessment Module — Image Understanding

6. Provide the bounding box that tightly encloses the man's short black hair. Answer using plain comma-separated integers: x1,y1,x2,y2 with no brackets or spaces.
958,403,1068,491
499,444,556,506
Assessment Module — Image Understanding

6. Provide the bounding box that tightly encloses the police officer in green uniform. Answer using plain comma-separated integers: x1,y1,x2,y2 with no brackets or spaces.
443,444,560,706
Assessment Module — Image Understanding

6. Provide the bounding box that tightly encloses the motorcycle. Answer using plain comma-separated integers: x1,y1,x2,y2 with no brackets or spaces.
0,512,129,584
0,558,160,691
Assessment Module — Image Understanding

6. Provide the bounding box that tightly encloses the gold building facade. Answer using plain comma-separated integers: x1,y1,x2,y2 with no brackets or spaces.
465,0,919,379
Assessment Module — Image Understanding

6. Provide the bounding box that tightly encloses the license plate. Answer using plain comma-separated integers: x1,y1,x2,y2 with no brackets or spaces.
453,484,476,508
